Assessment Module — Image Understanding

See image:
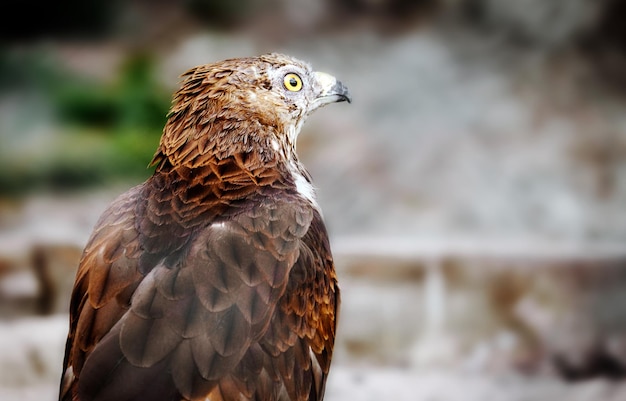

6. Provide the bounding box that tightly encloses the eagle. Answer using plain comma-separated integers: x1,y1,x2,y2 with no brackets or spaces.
59,53,350,401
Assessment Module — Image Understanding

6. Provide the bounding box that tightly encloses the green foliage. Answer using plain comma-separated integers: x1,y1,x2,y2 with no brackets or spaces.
0,47,65,91
0,128,159,196
0,50,170,196
54,83,120,128
53,53,171,132
0,127,153,194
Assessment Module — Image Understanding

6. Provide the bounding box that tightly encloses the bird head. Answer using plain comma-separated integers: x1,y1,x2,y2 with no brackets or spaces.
153,53,351,170
241,53,351,119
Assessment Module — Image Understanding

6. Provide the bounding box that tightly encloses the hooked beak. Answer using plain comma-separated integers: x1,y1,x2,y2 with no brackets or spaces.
313,71,352,107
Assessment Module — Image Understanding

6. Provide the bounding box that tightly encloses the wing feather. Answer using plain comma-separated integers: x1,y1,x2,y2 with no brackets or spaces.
60,186,144,401
62,189,336,401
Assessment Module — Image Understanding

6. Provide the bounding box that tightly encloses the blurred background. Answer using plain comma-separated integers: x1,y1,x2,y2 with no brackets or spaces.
2,0,626,399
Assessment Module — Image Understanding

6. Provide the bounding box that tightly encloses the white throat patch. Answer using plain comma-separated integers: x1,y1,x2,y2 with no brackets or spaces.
282,121,320,210
289,159,319,209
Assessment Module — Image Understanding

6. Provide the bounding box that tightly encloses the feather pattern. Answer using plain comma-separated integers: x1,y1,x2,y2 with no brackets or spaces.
59,53,348,401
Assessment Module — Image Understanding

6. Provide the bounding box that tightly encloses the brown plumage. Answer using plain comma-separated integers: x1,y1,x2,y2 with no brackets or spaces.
59,53,350,401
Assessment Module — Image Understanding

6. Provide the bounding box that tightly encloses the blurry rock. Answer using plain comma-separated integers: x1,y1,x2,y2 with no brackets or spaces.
326,0,437,33
553,347,626,381
325,367,626,401
0,315,67,386
0,190,113,318
515,260,626,380
31,244,82,315
448,0,599,48
334,237,626,378
0,242,81,318
578,0,626,92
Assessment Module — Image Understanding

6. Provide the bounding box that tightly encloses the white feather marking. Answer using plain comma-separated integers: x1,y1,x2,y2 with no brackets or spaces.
295,172,316,204
211,221,226,229
289,160,319,210
282,121,321,210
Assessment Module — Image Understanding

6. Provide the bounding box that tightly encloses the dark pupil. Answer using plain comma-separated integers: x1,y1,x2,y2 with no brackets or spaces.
289,77,298,87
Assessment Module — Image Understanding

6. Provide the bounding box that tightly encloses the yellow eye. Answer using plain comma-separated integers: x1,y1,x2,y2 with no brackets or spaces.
283,73,303,92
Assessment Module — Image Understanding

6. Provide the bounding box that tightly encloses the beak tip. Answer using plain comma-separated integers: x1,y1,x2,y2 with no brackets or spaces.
314,71,352,106
332,81,352,104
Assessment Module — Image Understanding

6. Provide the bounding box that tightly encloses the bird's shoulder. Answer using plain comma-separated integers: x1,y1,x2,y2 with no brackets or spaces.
73,179,328,309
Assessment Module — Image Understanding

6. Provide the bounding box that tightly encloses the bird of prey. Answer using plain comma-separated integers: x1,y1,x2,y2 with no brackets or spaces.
59,53,350,401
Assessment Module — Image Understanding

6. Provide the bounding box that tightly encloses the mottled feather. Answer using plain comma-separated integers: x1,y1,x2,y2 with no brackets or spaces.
59,53,349,401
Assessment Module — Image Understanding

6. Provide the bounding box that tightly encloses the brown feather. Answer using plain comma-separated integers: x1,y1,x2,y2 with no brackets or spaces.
59,53,345,401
